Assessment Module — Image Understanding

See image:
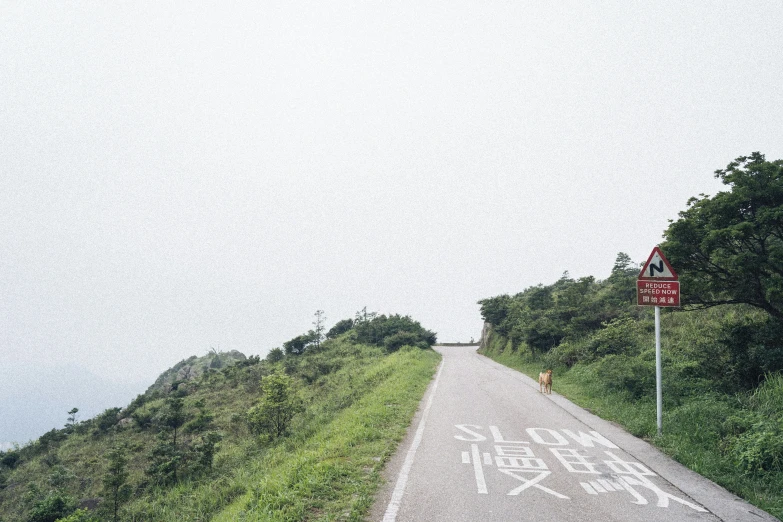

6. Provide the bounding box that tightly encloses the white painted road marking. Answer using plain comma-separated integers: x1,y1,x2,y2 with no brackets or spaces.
382,361,444,522
454,424,708,512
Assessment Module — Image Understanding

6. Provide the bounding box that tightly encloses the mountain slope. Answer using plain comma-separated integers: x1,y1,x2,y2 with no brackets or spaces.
0,315,440,522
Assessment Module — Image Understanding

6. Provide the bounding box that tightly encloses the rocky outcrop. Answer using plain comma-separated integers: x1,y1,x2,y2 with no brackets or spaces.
145,350,247,395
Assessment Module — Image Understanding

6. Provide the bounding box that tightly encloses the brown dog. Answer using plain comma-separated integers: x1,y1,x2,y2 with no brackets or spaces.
539,369,553,394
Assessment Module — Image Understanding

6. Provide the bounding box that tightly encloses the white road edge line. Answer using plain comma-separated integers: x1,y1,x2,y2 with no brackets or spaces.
382,360,445,522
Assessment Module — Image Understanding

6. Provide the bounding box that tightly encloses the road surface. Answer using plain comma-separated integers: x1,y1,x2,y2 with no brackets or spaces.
370,345,778,521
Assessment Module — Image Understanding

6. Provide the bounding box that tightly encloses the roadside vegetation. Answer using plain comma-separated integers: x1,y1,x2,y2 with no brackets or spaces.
0,312,439,522
478,153,783,519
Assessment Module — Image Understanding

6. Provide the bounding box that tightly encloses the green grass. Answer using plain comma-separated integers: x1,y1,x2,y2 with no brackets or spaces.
213,347,440,521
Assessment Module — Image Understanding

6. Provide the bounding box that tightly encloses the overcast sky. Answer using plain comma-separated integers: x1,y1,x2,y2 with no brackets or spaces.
2,1,782,443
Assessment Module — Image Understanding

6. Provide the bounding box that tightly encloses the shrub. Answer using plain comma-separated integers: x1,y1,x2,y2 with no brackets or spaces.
354,314,436,348
1,450,20,469
588,354,655,400
731,420,783,474
326,319,354,339
93,407,122,434
584,317,644,358
265,347,284,363
28,492,76,522
247,372,303,439
53,508,99,522
717,316,783,391
383,331,425,352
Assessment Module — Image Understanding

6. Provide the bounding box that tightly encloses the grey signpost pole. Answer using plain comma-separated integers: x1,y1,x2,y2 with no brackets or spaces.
655,305,662,436
637,246,680,437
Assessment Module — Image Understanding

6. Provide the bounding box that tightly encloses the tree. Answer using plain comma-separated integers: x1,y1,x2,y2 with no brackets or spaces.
662,153,783,320
312,310,326,350
354,307,377,324
326,318,354,339
160,397,186,447
102,446,130,522
266,347,284,362
66,408,79,427
353,314,436,348
247,372,303,439
283,333,316,356
147,396,188,485
27,492,75,522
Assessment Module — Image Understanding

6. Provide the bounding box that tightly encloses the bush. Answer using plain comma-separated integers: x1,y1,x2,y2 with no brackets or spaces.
588,354,655,401
247,373,303,439
731,420,783,474
265,347,284,363
383,331,425,352
354,314,436,348
28,492,76,522
93,407,122,434
1,450,20,469
546,339,589,368
326,319,354,339
583,317,644,358
53,508,99,522
717,316,783,391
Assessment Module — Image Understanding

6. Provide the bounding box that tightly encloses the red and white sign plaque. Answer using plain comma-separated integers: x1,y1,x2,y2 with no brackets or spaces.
637,247,680,307
637,280,680,307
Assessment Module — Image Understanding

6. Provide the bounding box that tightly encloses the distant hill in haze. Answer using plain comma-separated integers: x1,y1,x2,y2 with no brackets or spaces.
0,362,147,446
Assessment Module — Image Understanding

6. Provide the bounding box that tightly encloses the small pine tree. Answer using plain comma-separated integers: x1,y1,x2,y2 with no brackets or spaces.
67,408,79,427
247,372,303,439
102,445,130,522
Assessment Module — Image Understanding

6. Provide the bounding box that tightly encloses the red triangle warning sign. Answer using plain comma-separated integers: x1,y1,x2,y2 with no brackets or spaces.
638,247,678,280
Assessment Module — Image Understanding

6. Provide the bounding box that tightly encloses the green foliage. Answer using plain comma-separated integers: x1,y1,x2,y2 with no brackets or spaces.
27,492,75,522
247,373,303,439
478,255,643,354
145,435,182,487
66,409,78,429
589,354,655,400
102,445,130,522
90,407,122,436
731,420,783,474
326,318,354,339
265,347,284,363
282,333,317,356
728,373,783,475
1,450,21,469
383,331,426,352
662,152,783,320
354,314,436,349
53,508,98,522
190,431,222,474
715,314,783,391
184,399,214,434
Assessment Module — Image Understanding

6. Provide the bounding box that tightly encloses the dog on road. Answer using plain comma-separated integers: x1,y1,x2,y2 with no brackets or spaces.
539,369,553,394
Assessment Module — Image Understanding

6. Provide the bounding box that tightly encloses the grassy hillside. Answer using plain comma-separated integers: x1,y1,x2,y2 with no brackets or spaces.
0,315,440,522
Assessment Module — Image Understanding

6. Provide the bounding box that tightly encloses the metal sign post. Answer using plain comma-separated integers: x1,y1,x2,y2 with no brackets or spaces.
655,305,662,435
637,246,679,436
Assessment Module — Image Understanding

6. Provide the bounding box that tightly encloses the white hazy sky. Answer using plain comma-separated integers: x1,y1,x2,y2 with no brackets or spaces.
2,1,782,442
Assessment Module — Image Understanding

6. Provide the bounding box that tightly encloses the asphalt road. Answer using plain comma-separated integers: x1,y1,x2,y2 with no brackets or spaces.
369,345,779,522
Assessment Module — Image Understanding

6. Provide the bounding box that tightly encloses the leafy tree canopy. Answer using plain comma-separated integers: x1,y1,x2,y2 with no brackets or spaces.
354,314,436,349
662,152,783,320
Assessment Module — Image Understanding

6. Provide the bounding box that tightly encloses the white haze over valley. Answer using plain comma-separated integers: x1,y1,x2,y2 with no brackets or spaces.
2,1,782,444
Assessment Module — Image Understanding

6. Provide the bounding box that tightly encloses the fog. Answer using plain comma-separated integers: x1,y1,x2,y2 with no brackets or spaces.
2,1,782,443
